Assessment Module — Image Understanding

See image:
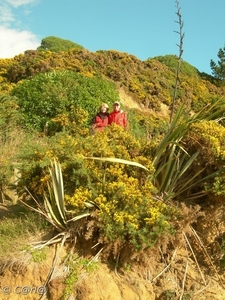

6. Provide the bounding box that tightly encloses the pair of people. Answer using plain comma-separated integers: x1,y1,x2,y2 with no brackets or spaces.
91,101,128,132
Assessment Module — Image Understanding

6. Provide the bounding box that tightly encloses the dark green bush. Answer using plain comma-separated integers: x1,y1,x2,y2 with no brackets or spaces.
11,70,120,132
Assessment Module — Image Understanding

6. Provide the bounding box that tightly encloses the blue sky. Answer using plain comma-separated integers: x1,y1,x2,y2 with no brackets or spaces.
0,0,224,74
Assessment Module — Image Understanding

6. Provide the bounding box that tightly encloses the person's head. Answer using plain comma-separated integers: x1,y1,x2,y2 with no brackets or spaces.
99,103,109,113
113,101,121,112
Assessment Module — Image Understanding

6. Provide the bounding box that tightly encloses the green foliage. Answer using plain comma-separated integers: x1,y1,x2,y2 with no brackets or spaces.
37,36,84,52
219,239,225,267
63,254,98,299
92,173,176,249
3,43,224,115
163,290,176,300
11,70,119,132
185,120,225,198
17,125,178,250
155,54,199,76
152,100,225,202
44,159,67,230
0,58,16,93
0,208,48,258
0,94,21,142
17,95,225,249
64,156,176,250
21,159,92,232
128,108,167,140
2,34,225,261
0,94,22,191
210,45,225,82
8,95,225,255
30,247,47,263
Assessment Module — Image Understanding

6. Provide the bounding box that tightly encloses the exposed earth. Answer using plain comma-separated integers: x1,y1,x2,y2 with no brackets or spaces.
1,197,225,300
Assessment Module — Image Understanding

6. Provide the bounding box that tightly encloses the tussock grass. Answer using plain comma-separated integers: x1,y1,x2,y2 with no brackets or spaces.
0,204,49,260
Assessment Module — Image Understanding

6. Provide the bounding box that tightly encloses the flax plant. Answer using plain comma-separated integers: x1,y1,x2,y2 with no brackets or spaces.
86,157,149,171
153,100,225,202
44,159,67,230
21,159,92,232
157,0,225,202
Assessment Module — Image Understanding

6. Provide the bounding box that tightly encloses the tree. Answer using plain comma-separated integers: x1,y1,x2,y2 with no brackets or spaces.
37,36,84,52
210,45,225,81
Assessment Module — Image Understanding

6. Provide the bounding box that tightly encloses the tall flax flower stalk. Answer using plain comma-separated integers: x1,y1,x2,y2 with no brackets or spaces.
170,0,184,124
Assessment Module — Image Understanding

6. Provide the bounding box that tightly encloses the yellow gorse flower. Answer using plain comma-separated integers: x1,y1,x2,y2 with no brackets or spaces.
65,187,92,209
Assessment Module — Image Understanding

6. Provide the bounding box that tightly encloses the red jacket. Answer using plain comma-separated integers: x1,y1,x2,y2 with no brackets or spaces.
92,113,109,131
108,110,128,128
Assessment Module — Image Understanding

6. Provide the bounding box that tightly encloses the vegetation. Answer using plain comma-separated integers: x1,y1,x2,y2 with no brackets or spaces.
63,254,98,299
11,70,119,132
37,36,84,52
210,45,225,82
0,206,48,259
1,7,225,297
1,35,225,245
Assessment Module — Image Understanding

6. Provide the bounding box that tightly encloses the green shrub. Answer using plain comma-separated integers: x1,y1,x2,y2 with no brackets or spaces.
11,70,120,132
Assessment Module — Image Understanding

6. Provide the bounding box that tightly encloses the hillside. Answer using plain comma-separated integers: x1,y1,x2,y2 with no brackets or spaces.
1,38,225,299
1,45,224,112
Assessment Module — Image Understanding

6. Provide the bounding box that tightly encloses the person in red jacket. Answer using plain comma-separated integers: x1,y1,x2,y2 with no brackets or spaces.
108,101,128,129
91,103,109,132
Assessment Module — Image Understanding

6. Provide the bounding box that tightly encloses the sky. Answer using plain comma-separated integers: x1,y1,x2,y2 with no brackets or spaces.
0,0,224,75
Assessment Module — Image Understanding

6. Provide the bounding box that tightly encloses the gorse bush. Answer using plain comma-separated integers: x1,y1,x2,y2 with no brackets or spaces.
84,170,177,250
17,124,148,196
184,120,225,198
16,123,179,250
13,90,225,260
16,98,225,252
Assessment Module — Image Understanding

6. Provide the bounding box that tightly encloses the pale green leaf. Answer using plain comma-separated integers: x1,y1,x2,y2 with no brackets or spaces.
86,157,149,171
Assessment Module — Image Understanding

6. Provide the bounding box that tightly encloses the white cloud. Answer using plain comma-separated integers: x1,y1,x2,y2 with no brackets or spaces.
0,4,15,26
0,26,40,58
6,0,37,8
0,0,40,58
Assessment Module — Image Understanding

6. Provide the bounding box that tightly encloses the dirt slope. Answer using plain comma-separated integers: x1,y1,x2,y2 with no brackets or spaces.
0,237,225,300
